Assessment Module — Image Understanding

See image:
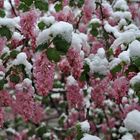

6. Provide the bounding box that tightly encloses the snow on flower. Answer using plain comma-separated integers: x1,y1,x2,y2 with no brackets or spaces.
124,110,140,133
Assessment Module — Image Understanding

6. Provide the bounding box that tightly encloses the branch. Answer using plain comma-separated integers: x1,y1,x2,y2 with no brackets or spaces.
8,0,17,17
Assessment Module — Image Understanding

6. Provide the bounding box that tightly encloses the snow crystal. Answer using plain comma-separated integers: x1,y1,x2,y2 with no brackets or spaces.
79,120,90,132
81,134,101,140
124,110,140,133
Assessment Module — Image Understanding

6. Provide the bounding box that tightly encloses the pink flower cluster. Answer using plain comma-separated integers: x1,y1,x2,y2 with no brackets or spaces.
67,48,83,79
20,10,38,39
33,53,55,96
0,37,6,54
12,79,43,123
66,83,84,109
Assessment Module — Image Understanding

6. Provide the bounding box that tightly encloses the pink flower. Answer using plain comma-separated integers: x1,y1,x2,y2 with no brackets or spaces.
0,108,4,127
91,41,104,54
0,37,6,54
0,0,4,9
32,103,44,124
33,53,55,96
91,78,109,107
20,10,38,39
58,58,71,75
83,0,95,23
0,90,12,107
66,84,84,109
113,76,129,104
14,0,20,7
67,48,83,79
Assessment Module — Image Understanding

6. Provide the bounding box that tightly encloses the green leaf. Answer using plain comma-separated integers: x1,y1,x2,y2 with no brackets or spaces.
0,26,12,40
0,9,5,18
38,21,46,30
77,0,84,8
53,35,70,54
18,2,29,12
34,0,48,11
90,28,98,36
54,3,62,12
76,124,83,139
35,42,48,52
10,50,20,58
131,57,140,68
83,63,90,73
46,48,61,62
80,71,87,81
111,64,122,75
36,124,47,137
9,74,20,84
21,0,33,6
0,79,6,90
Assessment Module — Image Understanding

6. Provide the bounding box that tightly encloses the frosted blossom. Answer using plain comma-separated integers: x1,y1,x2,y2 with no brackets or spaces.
124,110,140,133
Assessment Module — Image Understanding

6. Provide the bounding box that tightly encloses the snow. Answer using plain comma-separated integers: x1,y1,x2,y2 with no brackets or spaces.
37,21,73,46
39,16,55,26
121,133,134,140
113,0,128,11
81,134,101,140
109,58,121,70
50,21,73,43
0,17,20,28
86,48,109,75
0,71,5,80
111,30,136,50
79,120,90,132
129,40,140,58
67,75,77,86
12,52,32,77
130,72,140,86
37,29,51,46
111,11,132,21
12,32,23,40
124,110,140,133
118,50,130,64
